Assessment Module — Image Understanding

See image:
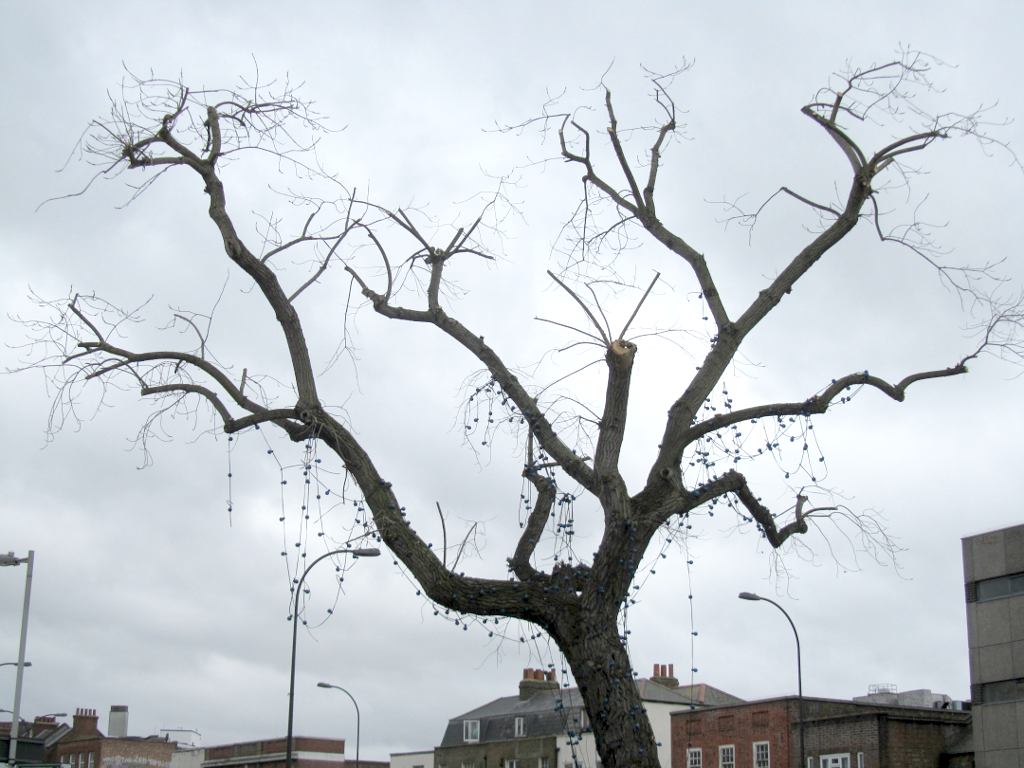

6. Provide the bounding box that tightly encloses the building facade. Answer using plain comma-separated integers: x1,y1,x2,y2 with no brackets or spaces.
51,708,178,768
963,523,1024,767
436,665,708,768
670,695,970,768
202,737,347,768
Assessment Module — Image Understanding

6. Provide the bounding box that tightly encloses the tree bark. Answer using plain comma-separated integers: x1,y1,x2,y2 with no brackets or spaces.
557,614,661,768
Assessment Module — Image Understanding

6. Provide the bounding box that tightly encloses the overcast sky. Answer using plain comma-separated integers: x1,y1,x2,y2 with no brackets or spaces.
2,1,1023,762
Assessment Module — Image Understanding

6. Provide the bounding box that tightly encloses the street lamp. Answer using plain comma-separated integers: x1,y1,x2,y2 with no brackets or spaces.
739,592,804,768
0,663,31,669
317,682,360,768
1,550,34,767
285,545,380,768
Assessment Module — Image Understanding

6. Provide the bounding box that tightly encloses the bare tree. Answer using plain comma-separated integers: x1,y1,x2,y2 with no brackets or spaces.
20,54,1022,767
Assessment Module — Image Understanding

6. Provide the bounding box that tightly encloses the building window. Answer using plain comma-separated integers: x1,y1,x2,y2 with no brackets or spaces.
78,752,85,768
539,759,550,768
515,716,526,737
719,745,735,768
461,762,476,768
856,754,864,768
754,741,770,768
88,754,95,768
687,747,702,768
974,572,1024,602
463,719,480,743
980,677,1024,703
506,761,519,768
819,755,851,768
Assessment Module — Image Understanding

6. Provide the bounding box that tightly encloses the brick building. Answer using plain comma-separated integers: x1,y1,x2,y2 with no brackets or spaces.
670,695,970,768
51,708,178,768
0,715,70,764
963,523,1024,766
201,736,353,768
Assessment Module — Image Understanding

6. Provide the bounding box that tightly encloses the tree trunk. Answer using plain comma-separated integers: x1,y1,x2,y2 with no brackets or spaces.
559,617,661,768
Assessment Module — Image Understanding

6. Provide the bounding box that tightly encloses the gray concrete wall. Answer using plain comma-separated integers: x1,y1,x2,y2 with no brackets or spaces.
963,524,1024,768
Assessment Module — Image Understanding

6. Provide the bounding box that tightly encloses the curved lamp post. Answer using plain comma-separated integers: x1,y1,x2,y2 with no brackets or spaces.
317,682,360,768
1,550,34,767
739,592,804,768
285,545,380,768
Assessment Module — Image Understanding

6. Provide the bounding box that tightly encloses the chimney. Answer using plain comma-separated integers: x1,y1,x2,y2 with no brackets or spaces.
108,706,128,738
72,708,102,737
651,662,679,688
519,668,559,700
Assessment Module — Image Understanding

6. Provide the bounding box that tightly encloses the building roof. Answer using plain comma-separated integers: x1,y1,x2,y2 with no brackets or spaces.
670,694,972,722
439,677,702,748
674,682,746,707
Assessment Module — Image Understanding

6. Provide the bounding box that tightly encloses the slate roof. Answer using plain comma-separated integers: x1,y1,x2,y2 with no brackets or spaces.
439,678,700,747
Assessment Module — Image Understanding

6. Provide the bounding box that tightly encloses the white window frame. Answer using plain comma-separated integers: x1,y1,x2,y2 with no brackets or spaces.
856,754,864,768
687,747,702,768
463,719,480,743
719,744,735,768
506,760,520,768
515,716,526,737
819,755,851,768
753,741,770,768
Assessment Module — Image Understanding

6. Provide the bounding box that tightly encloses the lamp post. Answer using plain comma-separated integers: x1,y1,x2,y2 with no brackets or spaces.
0,664,31,669
739,592,804,768
285,545,379,768
1,550,34,768
317,682,360,768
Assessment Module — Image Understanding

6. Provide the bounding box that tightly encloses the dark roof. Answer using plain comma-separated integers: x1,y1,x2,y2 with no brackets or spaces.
439,678,700,748
439,689,585,747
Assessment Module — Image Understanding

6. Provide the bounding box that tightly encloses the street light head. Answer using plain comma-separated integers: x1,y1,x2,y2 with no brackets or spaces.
738,591,762,601
348,548,380,558
0,552,25,567
316,682,333,689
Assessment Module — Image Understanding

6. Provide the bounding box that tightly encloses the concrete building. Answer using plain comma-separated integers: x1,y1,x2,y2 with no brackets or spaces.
389,750,434,768
963,523,1024,767
435,664,715,768
670,694,970,768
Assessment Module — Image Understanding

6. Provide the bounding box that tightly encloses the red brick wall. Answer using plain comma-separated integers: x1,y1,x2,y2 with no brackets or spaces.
672,699,793,768
672,699,970,768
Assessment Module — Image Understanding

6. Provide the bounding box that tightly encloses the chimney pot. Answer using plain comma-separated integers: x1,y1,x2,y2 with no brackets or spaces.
519,667,559,699
669,663,674,678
